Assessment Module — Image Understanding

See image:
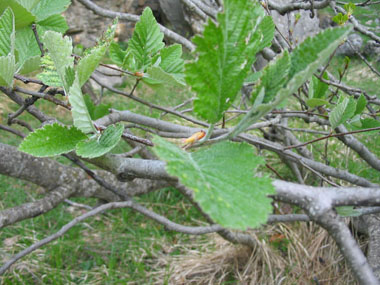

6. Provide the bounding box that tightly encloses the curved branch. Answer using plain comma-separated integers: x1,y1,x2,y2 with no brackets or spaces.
268,0,332,15
315,209,379,284
0,186,74,229
76,0,195,51
0,200,222,275
336,125,380,172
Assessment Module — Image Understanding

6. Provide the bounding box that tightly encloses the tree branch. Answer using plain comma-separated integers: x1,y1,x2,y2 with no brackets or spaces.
76,0,195,51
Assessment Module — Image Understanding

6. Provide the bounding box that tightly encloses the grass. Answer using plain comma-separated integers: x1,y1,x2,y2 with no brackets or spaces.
1,23,379,284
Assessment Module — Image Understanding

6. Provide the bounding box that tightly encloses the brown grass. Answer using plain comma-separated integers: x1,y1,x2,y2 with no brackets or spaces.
153,221,362,285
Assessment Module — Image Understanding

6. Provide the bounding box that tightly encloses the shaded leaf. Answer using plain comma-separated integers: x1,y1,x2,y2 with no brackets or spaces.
76,123,124,158
355,94,367,115
329,97,356,129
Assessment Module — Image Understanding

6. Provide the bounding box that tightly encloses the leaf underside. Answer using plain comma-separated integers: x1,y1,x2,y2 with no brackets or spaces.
76,124,124,158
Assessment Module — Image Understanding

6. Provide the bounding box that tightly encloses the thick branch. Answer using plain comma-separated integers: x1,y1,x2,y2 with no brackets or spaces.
315,210,379,284
0,186,74,229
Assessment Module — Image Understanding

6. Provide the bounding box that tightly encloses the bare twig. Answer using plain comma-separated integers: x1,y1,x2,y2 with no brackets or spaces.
76,0,195,51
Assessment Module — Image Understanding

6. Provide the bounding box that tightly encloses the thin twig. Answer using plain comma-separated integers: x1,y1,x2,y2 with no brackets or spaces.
31,24,44,56
284,126,380,150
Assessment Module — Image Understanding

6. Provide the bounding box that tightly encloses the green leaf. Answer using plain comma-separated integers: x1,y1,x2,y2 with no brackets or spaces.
143,66,186,92
76,123,124,158
256,15,275,51
0,0,35,29
251,50,291,104
158,44,184,78
336,206,361,217
329,97,356,129
0,54,16,87
355,94,367,115
15,26,41,67
84,94,111,120
109,42,127,67
42,31,74,91
306,98,329,108
128,7,164,71
332,13,349,26
18,55,40,74
344,3,355,15
348,118,380,135
37,54,62,87
0,7,15,57
76,19,117,87
19,123,87,157
37,14,68,34
31,0,71,21
153,137,274,230
16,0,39,11
229,26,352,138
77,45,107,87
311,73,328,99
244,70,262,85
186,0,265,123
68,74,97,134
361,118,380,128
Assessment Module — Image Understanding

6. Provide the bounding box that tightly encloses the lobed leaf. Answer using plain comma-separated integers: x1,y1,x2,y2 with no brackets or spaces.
153,136,275,230
76,123,124,158
19,123,87,157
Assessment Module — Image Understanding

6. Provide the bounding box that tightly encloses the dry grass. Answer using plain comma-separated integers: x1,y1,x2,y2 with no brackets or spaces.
153,221,362,285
